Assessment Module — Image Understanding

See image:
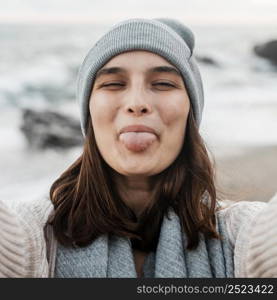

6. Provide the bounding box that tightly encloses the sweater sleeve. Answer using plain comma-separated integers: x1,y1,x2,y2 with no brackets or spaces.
0,196,53,277
218,199,267,277
0,199,28,277
245,192,277,277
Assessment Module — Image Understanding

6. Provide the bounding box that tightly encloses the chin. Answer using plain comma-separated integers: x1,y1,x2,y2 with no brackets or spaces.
120,164,165,177
122,169,152,177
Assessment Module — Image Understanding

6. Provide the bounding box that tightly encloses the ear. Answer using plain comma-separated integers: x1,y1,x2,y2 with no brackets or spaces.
154,18,195,54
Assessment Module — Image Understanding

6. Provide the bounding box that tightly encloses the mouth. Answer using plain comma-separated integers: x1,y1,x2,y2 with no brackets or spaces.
119,124,158,136
118,125,158,152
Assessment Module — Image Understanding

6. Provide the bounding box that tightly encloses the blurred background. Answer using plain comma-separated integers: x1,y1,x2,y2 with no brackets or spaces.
0,0,276,203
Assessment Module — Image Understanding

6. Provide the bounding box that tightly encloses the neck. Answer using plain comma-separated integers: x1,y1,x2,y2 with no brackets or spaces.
110,171,159,218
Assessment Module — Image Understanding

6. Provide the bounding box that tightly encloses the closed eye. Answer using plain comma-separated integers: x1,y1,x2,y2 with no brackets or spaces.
100,82,177,88
153,82,176,87
101,83,124,87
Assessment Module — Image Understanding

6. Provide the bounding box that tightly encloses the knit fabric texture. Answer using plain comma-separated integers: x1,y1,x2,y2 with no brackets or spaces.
54,206,234,278
0,196,269,278
246,193,277,277
77,18,205,136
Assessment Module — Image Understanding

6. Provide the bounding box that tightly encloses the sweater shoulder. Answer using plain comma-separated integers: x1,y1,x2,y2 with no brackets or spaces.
216,200,267,246
216,199,267,277
5,194,53,225
217,200,267,228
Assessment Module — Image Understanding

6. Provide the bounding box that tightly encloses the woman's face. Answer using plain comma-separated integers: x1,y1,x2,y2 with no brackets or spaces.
89,50,190,177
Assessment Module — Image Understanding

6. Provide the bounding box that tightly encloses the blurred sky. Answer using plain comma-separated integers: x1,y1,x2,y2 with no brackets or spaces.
0,0,277,25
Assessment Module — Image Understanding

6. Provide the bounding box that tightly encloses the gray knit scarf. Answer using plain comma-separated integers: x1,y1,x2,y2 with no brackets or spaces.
54,207,234,278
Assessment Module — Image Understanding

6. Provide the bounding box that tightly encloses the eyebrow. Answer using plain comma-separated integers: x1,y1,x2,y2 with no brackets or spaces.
95,65,182,80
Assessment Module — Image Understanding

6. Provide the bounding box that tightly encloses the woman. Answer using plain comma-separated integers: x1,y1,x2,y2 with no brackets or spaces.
0,18,277,278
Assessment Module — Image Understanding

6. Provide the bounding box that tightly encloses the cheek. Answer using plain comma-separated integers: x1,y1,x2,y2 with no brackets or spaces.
89,96,118,161
158,94,190,126
90,95,117,128
158,94,190,155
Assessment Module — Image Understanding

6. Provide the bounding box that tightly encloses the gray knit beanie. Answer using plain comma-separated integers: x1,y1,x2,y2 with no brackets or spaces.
77,18,204,137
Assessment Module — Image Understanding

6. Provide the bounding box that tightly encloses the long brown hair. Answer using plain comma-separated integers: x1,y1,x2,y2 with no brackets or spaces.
48,109,222,251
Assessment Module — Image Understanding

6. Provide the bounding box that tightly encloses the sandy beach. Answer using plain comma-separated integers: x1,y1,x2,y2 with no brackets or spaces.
213,145,277,203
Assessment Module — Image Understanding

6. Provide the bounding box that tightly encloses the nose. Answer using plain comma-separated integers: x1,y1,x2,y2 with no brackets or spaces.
126,104,151,116
123,87,153,116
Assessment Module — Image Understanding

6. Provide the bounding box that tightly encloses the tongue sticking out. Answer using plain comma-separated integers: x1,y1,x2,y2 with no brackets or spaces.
119,132,157,152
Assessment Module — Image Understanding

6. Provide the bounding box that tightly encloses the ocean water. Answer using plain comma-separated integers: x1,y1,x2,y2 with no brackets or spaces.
0,23,276,201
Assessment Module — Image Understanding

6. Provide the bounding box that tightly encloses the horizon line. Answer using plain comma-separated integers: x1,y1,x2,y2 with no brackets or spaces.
0,14,277,26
